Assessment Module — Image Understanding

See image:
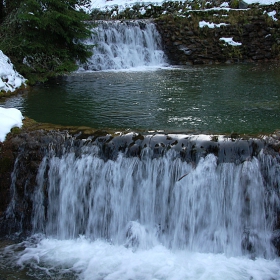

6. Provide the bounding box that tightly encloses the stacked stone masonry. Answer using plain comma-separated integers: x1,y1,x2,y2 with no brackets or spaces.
155,6,280,64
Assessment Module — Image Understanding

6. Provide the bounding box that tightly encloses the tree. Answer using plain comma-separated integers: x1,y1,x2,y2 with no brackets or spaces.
0,1,3,23
1,0,24,23
0,0,92,83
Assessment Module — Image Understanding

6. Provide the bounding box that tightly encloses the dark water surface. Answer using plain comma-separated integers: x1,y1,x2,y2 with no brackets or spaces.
3,63,280,134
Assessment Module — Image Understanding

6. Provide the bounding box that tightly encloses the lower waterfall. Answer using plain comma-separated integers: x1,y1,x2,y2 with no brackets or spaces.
78,20,167,71
1,133,280,279
32,147,277,258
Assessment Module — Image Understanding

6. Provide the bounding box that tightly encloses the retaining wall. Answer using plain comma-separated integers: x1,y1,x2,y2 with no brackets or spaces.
155,5,280,64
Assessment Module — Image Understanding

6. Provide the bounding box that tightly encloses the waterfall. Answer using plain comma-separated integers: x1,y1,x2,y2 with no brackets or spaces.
30,145,278,259
2,134,280,279
11,134,278,258
78,21,167,71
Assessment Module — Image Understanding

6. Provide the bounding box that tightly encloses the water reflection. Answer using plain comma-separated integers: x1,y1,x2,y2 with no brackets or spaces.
1,64,280,134
2,94,25,110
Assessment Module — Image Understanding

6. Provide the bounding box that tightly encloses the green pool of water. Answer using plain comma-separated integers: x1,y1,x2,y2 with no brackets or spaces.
3,63,280,135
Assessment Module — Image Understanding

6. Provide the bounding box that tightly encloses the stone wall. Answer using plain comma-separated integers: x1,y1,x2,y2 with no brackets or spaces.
155,5,280,64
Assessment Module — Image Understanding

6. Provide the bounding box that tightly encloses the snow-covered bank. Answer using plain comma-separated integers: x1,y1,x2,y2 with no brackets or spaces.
0,50,25,141
0,50,26,93
0,107,24,142
88,0,280,12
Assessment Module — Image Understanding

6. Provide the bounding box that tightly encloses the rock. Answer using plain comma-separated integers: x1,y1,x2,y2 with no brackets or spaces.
239,0,249,9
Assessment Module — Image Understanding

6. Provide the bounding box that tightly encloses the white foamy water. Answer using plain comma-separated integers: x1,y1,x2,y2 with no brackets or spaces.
2,142,280,279
3,234,279,280
78,21,167,71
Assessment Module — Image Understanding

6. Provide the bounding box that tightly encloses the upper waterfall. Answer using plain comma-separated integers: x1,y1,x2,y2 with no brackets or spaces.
78,20,167,71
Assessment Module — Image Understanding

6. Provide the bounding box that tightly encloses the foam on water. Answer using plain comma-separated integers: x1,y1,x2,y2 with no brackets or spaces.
3,234,280,280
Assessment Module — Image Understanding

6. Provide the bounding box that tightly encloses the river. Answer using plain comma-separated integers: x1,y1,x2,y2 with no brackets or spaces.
0,20,280,280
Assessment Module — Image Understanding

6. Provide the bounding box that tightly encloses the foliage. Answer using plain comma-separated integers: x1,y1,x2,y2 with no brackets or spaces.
229,0,240,9
0,0,93,83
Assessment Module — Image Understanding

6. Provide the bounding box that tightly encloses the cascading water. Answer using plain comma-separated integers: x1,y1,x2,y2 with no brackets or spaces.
1,133,280,279
33,146,277,258
78,20,167,71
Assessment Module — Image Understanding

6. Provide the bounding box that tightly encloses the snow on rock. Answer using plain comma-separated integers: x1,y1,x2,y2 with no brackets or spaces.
199,21,228,28
244,0,280,4
89,0,280,11
0,50,26,93
0,107,24,142
267,10,278,21
220,2,230,7
220,37,242,46
90,0,162,10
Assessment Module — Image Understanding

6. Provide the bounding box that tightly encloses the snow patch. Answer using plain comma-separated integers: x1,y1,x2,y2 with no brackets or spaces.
199,21,228,28
220,37,242,46
0,107,24,142
89,0,280,12
0,50,26,93
244,0,280,4
267,10,278,21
